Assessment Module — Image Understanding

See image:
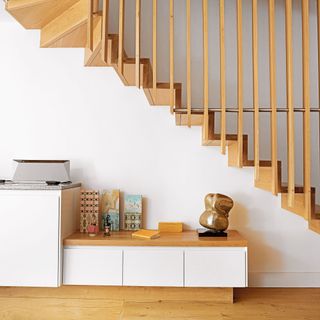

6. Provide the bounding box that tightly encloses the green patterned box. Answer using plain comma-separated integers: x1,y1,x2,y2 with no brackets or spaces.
124,194,142,230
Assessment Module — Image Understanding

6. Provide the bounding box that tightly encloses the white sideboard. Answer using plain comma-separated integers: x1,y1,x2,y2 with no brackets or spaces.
0,186,80,287
63,231,248,288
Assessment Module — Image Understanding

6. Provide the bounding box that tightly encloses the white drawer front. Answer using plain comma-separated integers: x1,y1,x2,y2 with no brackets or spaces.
185,248,247,287
123,248,184,287
63,247,122,286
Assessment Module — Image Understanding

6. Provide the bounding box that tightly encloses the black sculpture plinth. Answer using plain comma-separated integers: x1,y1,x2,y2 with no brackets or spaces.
197,228,228,238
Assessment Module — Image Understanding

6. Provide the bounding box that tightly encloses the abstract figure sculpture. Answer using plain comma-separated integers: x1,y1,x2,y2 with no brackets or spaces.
199,193,233,236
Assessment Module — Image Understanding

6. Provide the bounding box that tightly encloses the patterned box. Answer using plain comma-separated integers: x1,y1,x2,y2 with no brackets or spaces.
80,190,99,233
124,194,142,230
101,189,120,231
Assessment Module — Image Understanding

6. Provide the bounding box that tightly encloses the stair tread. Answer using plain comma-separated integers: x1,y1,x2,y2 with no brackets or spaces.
40,0,87,47
6,0,46,10
6,0,80,29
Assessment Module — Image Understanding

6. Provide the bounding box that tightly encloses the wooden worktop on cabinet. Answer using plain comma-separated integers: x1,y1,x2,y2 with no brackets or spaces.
64,230,247,247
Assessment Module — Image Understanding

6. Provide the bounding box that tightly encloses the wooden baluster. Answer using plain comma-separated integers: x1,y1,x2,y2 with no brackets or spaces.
170,0,174,113
87,0,93,51
220,0,226,154
187,0,192,127
93,0,99,12
317,0,320,199
269,0,278,195
153,0,157,95
101,0,109,63
252,0,259,178
118,0,125,74
237,0,243,167
135,0,141,88
202,0,209,140
285,0,295,207
302,0,311,218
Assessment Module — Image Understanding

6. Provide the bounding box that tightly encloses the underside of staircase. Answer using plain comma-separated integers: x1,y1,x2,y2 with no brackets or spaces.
5,0,320,234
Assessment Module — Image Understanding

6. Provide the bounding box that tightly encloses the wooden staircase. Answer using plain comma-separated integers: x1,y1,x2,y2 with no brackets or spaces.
5,0,320,234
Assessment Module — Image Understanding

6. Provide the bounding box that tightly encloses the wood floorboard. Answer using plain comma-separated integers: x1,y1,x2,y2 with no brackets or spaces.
0,288,319,320
0,297,123,320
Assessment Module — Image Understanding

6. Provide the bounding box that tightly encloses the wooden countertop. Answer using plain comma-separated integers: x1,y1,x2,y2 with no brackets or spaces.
64,230,247,247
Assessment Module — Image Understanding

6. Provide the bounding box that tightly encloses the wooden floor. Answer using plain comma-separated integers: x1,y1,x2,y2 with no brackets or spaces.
0,287,319,319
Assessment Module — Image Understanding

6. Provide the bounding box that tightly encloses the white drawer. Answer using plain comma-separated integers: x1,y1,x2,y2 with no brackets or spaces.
185,248,247,287
123,248,184,287
63,247,122,286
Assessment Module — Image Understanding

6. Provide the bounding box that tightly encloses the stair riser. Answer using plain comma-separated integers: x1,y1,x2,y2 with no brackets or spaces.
175,114,203,127
281,193,307,220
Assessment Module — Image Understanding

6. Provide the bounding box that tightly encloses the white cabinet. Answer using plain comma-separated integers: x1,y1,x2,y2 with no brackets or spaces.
185,248,247,287
0,188,80,287
0,192,60,287
63,245,247,288
123,248,184,287
63,247,122,286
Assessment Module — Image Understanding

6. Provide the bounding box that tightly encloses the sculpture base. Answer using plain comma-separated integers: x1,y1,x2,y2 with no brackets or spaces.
197,228,228,238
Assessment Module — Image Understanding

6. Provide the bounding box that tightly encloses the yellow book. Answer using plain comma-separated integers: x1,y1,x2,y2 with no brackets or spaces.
158,222,183,233
132,229,160,240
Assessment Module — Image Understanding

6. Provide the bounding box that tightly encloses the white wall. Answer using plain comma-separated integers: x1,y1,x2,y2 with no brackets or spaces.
0,3,320,287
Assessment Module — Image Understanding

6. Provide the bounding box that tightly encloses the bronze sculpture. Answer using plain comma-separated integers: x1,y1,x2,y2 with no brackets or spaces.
199,193,233,234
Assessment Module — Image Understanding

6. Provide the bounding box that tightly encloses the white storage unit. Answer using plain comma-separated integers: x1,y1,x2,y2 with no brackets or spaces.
63,243,247,288
0,186,80,287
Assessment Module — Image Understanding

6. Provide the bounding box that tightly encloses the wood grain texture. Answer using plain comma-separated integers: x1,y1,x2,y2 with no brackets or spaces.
237,0,244,168
135,0,141,88
255,166,278,193
269,0,278,195
43,22,87,48
285,0,295,207
220,0,226,154
0,288,319,320
64,230,247,247
153,0,157,93
61,188,80,240
6,0,79,29
121,288,320,320
318,1,320,187
101,0,109,63
187,0,192,127
281,192,308,219
175,114,204,126
202,0,209,141
0,297,123,320
87,0,93,50
84,16,109,66
169,0,175,113
118,0,125,74
252,0,259,181
0,286,232,303
40,0,88,48
158,222,183,233
302,0,311,220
